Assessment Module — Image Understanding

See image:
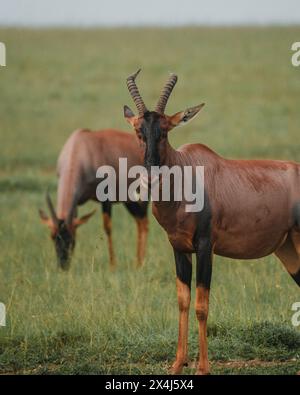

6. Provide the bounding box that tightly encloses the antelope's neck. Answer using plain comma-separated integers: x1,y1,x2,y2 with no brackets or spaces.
162,140,182,168
151,140,183,211
56,164,80,220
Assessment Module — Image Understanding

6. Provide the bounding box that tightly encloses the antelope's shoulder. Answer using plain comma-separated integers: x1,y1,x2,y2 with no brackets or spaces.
178,142,220,156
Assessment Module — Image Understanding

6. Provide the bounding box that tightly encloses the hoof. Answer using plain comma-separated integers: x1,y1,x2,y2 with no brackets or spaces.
136,261,144,269
169,360,188,375
109,263,116,272
195,368,210,375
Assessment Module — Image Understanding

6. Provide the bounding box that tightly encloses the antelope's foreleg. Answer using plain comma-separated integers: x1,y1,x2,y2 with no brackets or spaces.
195,238,212,375
102,203,115,269
136,216,148,267
170,250,192,375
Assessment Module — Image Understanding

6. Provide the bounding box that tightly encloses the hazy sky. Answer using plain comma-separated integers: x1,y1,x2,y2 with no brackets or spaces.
0,0,300,26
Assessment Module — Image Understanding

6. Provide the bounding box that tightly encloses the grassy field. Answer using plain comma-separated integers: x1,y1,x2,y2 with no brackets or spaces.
0,27,300,375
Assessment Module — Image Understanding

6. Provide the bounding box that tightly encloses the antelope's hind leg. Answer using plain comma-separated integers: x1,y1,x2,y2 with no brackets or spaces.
275,231,300,287
124,201,148,267
194,237,213,375
170,250,192,375
136,216,148,267
102,202,116,269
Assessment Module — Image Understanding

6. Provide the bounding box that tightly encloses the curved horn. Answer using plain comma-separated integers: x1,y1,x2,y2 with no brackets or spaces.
46,192,58,227
126,69,147,116
155,73,178,114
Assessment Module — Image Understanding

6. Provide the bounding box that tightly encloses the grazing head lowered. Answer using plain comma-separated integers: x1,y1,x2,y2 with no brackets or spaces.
39,193,95,270
123,69,205,170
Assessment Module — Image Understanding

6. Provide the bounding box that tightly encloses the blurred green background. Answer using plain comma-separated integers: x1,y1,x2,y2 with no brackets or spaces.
0,27,300,374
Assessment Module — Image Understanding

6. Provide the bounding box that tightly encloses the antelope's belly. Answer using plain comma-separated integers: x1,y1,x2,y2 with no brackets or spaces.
213,227,288,259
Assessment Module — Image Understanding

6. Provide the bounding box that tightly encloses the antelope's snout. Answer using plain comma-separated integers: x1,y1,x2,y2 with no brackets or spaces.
53,222,75,270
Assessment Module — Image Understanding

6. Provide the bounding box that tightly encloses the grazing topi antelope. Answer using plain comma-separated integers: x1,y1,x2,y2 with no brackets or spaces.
39,128,148,270
124,69,300,375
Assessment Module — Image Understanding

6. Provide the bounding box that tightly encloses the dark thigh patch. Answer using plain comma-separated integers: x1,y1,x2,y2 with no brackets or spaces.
195,238,213,289
124,201,148,218
102,201,112,216
291,269,300,287
292,202,300,229
174,250,192,288
193,191,213,289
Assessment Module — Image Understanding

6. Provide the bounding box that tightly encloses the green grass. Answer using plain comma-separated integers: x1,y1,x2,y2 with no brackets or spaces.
0,26,300,375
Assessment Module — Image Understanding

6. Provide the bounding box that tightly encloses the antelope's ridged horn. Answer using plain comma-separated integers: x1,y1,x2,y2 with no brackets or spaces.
46,191,58,226
126,69,147,116
155,73,178,114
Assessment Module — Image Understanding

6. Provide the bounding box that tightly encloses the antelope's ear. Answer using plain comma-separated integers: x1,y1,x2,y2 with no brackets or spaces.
39,209,54,228
73,209,96,227
124,105,138,127
167,103,205,131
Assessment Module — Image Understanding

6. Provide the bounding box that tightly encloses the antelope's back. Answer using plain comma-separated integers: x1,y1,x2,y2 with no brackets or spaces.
57,128,142,203
58,128,141,173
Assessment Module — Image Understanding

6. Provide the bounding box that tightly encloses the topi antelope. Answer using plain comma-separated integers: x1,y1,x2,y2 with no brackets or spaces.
124,69,300,375
39,128,148,270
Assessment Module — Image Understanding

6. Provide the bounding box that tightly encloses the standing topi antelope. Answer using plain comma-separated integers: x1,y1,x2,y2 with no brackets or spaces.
39,128,148,270
124,69,300,375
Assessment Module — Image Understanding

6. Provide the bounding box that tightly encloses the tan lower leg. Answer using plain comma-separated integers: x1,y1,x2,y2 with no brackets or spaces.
171,278,191,374
103,213,115,268
195,286,210,375
136,217,148,266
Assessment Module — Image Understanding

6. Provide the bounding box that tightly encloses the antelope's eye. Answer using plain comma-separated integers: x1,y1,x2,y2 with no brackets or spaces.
137,132,146,142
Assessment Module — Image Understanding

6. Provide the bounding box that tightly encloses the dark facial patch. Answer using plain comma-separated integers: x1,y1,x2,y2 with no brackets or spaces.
140,112,164,170
53,220,75,270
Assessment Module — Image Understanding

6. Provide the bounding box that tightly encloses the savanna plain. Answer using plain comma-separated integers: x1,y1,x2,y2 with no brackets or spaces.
0,27,300,374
